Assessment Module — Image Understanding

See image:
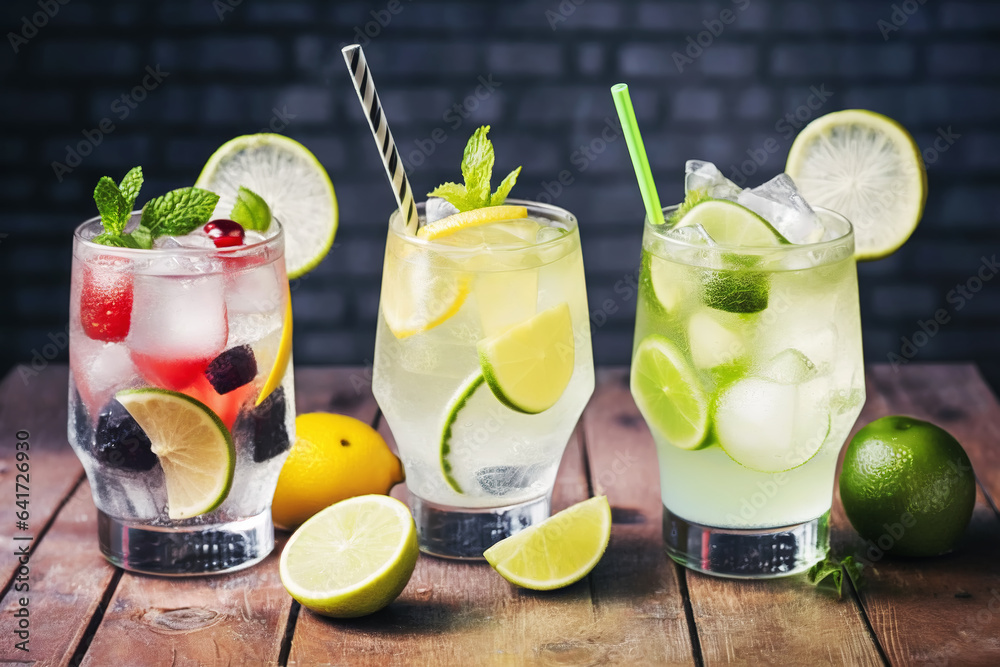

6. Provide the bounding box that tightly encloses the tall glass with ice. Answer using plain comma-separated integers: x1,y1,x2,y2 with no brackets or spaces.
630,162,865,578
69,214,294,575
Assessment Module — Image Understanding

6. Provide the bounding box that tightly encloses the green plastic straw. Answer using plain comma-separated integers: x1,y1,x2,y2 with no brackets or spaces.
611,83,664,225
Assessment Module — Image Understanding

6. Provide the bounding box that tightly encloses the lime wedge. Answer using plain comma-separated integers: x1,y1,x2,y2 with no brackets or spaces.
630,335,709,451
279,495,418,618
785,109,926,261
483,495,611,590
380,243,471,339
439,373,486,494
417,205,528,241
195,134,338,278
674,198,788,247
256,286,292,406
116,388,235,520
478,303,575,414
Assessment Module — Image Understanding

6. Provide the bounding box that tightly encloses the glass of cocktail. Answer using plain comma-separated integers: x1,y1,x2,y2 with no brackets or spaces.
629,161,865,577
371,131,594,559
69,179,294,575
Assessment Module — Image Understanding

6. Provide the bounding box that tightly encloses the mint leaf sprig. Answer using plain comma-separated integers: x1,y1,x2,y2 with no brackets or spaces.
807,554,864,599
91,166,220,249
427,125,522,212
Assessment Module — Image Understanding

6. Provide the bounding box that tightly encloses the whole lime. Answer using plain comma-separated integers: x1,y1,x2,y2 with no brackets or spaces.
840,416,975,557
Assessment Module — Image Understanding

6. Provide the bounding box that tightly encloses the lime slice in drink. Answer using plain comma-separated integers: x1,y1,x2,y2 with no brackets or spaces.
438,373,486,494
380,243,471,339
478,303,575,414
279,495,418,618
785,109,926,261
417,205,528,241
630,335,709,451
195,134,338,278
714,377,830,472
642,250,685,314
116,388,235,520
674,199,785,314
687,311,746,369
483,495,611,590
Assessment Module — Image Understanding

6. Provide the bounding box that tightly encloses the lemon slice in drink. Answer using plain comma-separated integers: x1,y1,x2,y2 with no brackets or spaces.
195,134,338,278
380,242,471,339
116,389,235,520
630,335,709,451
279,495,418,618
483,496,611,590
478,303,575,415
786,109,926,261
256,286,292,406
417,205,529,241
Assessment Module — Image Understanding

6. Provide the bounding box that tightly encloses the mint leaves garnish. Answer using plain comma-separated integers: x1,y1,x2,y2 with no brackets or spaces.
230,186,271,232
428,125,522,212
91,166,219,249
807,554,864,599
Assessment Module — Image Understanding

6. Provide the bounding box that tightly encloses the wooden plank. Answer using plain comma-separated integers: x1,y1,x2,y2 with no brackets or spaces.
657,369,883,666
833,364,1000,666
0,480,118,666
580,368,696,665
81,367,376,666
0,366,85,589
289,413,601,664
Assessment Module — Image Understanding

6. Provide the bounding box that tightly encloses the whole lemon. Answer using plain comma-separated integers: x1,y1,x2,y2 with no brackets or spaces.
272,413,404,530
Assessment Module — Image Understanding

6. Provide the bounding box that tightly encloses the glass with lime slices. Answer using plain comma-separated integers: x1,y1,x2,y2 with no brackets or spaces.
372,128,595,559
631,161,866,578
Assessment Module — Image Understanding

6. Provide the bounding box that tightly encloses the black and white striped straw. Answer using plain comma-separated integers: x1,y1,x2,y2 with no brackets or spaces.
342,44,419,236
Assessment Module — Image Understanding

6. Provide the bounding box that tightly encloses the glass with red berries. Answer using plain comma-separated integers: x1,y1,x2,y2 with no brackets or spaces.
69,201,294,575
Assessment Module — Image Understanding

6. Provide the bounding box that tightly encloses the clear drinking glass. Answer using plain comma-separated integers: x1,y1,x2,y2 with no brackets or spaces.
631,205,865,578
68,214,294,575
372,200,595,559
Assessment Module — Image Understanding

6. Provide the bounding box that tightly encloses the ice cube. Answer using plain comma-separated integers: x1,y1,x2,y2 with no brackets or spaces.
425,197,459,224
665,223,715,245
71,339,139,418
153,233,216,250
737,174,824,244
226,263,283,315
128,274,228,389
687,311,745,369
685,160,742,200
760,349,818,384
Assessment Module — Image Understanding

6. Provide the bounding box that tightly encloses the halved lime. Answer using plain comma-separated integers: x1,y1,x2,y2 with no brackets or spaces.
630,335,709,451
439,373,486,494
786,109,926,261
195,134,338,278
479,303,575,414
483,495,611,590
417,205,528,241
674,198,788,247
116,388,235,520
279,495,418,618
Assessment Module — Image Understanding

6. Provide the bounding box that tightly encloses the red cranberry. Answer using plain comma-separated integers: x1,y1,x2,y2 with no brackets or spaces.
204,219,245,248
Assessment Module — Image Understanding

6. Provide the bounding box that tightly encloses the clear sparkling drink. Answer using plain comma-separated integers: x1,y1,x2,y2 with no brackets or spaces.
68,214,294,574
373,200,594,559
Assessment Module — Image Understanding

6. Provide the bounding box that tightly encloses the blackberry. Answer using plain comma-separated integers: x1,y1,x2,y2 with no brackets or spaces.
94,399,157,471
238,387,290,463
205,345,257,394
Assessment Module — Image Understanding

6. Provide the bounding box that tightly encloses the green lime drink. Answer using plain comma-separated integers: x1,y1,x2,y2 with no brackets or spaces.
630,164,865,578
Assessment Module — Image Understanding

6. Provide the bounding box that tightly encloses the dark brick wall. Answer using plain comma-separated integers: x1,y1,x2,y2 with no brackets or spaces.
1,0,999,383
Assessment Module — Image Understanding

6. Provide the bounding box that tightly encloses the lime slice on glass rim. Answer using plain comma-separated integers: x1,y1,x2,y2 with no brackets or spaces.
479,302,575,415
195,133,338,278
785,109,926,261
279,494,418,618
674,198,789,247
630,334,709,451
116,388,235,520
483,495,611,590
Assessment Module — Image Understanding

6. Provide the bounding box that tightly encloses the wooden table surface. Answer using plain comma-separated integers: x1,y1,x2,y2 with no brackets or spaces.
1,364,999,666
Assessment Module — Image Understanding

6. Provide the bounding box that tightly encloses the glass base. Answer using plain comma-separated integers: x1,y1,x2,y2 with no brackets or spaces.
663,506,830,579
97,509,274,576
410,493,551,560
